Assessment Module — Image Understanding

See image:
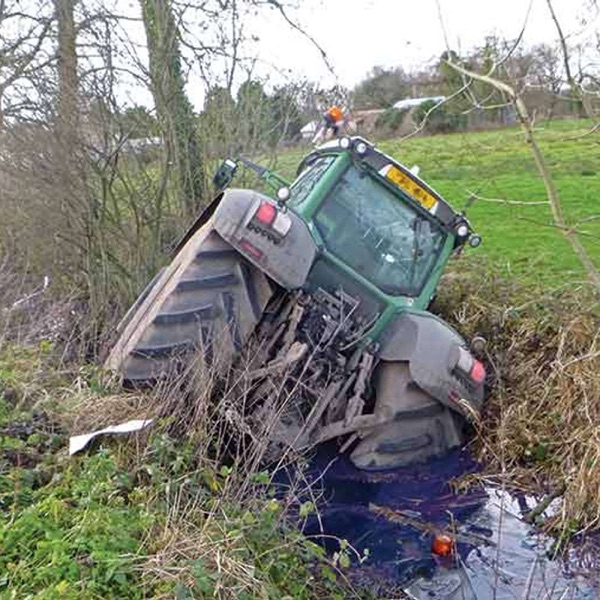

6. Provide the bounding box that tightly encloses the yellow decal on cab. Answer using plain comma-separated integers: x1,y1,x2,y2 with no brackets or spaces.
386,165,437,210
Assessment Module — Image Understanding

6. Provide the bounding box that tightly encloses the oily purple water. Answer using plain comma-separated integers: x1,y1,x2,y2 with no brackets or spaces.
282,444,599,598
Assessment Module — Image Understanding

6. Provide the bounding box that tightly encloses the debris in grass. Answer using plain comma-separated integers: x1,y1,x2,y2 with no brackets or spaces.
69,418,154,455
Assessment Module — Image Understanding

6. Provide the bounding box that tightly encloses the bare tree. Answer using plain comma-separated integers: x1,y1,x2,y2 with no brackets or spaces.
0,0,338,330
545,0,595,118
0,1,53,126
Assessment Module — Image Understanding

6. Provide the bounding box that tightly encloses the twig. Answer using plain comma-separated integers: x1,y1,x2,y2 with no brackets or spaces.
9,276,50,309
563,122,600,141
264,0,336,78
523,485,566,524
465,190,548,206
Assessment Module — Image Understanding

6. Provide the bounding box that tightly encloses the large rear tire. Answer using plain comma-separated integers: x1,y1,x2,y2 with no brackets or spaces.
105,219,273,383
350,362,464,470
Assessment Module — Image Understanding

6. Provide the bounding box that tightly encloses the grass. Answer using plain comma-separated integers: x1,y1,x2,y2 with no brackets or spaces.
380,120,600,286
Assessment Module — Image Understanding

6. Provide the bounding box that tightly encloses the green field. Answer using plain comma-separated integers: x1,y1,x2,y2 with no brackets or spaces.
270,119,600,287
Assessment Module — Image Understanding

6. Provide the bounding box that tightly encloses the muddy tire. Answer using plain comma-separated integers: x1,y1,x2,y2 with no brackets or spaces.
105,219,273,383
350,361,464,470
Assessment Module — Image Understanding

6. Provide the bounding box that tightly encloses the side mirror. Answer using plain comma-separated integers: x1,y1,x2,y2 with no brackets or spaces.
213,158,238,191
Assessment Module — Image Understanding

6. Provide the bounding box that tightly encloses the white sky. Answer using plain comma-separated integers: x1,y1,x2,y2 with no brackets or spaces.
111,0,597,109
248,0,591,87
2,0,595,114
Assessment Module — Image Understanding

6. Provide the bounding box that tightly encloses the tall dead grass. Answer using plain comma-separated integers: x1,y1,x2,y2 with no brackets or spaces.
435,267,600,540
61,343,356,597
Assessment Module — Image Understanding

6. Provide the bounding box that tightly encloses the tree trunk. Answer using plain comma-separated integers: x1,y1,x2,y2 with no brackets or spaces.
140,0,206,216
54,0,88,276
55,0,79,144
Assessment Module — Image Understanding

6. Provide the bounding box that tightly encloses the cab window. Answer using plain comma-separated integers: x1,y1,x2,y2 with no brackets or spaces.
314,166,447,297
289,156,336,207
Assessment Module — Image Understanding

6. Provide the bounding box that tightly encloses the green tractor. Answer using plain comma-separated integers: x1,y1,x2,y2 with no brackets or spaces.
106,136,485,470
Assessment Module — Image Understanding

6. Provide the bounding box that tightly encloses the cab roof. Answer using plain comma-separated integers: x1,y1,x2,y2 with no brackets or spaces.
311,136,461,231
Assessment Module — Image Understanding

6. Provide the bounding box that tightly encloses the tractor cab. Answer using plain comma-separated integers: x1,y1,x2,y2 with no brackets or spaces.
290,137,480,306
212,135,481,343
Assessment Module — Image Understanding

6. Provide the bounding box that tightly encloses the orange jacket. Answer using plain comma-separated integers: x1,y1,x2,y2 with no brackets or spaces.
327,106,344,123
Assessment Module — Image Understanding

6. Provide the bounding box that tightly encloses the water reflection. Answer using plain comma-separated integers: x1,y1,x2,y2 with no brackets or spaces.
293,444,598,598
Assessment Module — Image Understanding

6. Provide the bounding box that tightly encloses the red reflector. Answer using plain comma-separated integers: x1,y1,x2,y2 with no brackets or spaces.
470,360,485,384
432,533,455,557
255,202,276,226
239,238,263,260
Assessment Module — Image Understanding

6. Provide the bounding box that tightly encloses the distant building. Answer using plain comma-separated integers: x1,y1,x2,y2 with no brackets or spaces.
300,120,320,140
122,136,162,154
393,96,446,110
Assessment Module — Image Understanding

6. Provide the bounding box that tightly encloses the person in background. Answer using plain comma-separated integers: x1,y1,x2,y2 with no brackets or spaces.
312,105,346,144
324,105,344,135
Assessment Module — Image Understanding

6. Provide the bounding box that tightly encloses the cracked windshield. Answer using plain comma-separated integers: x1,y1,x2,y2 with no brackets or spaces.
314,166,446,296
290,156,336,206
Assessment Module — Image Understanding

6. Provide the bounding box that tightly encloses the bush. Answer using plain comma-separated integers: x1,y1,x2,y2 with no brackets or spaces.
0,452,154,598
414,100,467,134
374,107,409,133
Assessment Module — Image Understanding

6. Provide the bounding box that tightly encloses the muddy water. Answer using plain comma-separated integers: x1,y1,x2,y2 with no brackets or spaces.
299,445,599,598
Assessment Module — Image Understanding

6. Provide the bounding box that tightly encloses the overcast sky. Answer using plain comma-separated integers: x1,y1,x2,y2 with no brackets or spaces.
113,0,597,109
248,0,593,87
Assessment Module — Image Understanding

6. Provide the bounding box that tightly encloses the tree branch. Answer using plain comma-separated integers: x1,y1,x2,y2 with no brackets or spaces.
446,59,600,289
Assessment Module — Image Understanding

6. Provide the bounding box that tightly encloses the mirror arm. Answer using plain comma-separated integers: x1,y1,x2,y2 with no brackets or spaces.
238,156,267,177
238,156,290,190
263,171,290,190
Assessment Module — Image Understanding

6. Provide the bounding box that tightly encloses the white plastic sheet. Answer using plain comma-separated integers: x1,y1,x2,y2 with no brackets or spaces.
69,419,154,455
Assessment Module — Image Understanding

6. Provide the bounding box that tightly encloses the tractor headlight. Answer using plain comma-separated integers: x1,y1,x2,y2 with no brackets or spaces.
339,136,351,150
354,141,368,155
469,234,482,248
456,223,469,238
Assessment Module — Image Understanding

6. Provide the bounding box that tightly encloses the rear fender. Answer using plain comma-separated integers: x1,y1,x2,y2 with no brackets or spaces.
378,312,484,416
171,192,224,257
213,188,317,289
